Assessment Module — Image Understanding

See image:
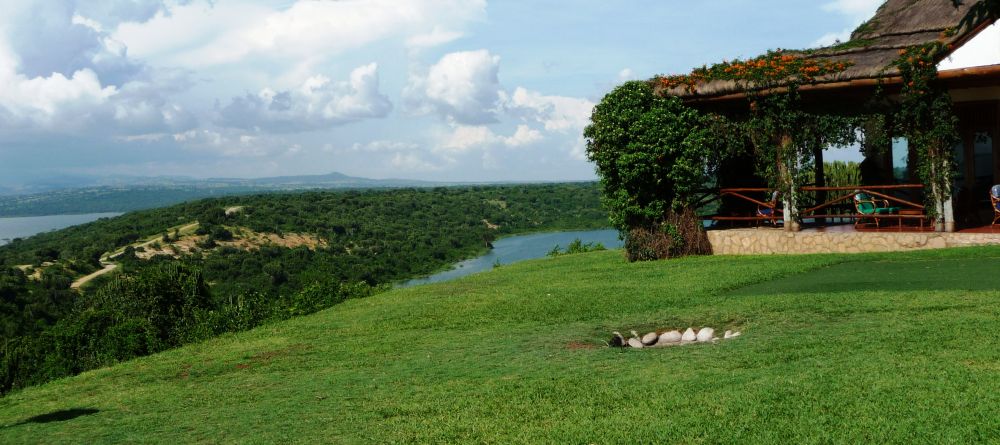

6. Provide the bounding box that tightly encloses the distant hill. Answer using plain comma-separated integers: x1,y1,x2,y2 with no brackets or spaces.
0,172,455,217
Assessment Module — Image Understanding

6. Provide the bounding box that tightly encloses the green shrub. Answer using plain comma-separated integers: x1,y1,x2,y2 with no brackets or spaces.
547,239,607,257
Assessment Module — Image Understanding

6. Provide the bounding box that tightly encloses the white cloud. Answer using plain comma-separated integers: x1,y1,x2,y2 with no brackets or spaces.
812,31,852,47
505,125,543,147
438,124,544,152
0,1,195,136
350,140,421,153
216,63,392,132
405,49,504,124
617,68,637,82
71,14,105,33
813,0,884,47
172,128,284,157
390,152,445,171
114,0,486,68
506,87,594,132
821,0,884,21
0,39,117,127
406,26,463,50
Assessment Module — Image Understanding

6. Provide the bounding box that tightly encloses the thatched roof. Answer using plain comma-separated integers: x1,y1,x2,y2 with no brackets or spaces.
659,0,994,100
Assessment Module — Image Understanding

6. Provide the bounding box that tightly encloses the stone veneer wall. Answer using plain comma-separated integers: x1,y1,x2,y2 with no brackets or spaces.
708,228,1000,255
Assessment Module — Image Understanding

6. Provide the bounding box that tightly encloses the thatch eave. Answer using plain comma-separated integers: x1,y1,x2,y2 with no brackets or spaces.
656,0,996,102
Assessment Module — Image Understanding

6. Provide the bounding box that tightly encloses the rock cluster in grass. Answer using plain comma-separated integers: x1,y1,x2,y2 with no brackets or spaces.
609,328,741,349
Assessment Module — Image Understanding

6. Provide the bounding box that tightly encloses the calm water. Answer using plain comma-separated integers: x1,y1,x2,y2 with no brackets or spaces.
0,213,122,246
402,229,622,287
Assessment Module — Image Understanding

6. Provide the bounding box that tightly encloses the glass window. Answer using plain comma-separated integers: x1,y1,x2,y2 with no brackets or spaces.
891,138,909,182
974,131,994,199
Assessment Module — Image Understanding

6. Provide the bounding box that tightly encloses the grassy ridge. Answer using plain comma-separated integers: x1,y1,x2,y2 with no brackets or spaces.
2,247,1000,443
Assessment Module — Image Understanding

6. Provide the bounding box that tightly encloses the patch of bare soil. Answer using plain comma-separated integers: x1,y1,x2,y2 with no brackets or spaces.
134,227,327,260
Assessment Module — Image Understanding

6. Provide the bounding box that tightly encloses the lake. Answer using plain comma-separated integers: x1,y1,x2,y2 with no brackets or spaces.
0,213,123,246
401,229,622,287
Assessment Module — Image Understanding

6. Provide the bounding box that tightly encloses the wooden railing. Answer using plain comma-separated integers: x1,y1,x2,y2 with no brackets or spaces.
701,184,929,229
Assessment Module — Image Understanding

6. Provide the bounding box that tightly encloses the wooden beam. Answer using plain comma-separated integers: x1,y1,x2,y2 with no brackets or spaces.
682,64,1000,105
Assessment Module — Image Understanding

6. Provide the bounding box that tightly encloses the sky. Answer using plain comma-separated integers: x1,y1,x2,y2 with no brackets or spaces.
0,0,891,184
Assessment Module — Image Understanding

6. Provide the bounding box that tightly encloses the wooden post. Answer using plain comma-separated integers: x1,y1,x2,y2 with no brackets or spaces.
779,134,800,231
813,146,826,226
942,154,956,232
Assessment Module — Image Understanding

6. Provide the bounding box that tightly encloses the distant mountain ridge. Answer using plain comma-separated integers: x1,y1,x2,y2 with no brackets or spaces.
0,172,460,217
0,172,443,196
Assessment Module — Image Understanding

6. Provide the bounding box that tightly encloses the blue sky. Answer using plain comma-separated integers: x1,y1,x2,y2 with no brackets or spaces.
0,0,884,184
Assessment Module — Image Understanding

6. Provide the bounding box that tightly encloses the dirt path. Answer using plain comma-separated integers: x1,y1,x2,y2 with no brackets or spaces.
71,221,199,290
70,262,118,290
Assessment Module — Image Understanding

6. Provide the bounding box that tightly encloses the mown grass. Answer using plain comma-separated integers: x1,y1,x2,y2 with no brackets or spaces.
3,247,1000,443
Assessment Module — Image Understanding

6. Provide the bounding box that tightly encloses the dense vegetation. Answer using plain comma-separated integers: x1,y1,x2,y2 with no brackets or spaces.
2,246,1000,442
0,183,608,393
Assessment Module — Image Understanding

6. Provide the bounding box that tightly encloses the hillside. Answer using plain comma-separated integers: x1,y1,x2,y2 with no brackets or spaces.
0,183,609,393
2,246,1000,443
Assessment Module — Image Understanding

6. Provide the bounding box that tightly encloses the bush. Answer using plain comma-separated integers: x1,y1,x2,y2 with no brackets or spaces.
585,81,721,262
547,239,607,257
624,208,711,261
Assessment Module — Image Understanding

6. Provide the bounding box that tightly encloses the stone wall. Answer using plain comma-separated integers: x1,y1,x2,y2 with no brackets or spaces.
708,228,1000,255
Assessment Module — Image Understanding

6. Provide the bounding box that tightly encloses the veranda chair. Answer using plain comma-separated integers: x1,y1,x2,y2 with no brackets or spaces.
992,185,1000,226
756,190,781,226
854,192,900,228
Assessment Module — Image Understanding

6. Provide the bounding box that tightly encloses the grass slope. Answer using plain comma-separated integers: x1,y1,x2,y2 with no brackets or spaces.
3,247,1000,443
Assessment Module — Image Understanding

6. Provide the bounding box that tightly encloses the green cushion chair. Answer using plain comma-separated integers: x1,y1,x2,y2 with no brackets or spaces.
992,185,1000,226
854,192,900,228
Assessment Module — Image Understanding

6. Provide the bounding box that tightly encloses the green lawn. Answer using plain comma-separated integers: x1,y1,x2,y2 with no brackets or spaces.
3,247,1000,443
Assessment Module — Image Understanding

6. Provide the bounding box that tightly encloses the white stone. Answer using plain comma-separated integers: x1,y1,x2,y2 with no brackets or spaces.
725,331,742,339
642,332,659,345
658,330,682,345
724,330,733,339
696,327,714,343
627,338,644,348
681,328,697,342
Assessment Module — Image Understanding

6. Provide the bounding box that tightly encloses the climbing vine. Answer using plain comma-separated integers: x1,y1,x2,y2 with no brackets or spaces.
655,52,861,223
589,39,963,260
892,42,959,220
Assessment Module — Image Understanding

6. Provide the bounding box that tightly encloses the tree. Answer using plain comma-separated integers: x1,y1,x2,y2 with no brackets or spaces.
584,81,719,260
584,81,717,232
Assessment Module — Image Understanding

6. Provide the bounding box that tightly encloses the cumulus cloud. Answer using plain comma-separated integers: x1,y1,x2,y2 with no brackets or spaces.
172,128,293,158
350,140,422,153
617,68,637,82
216,63,392,132
0,60,116,128
0,0,195,135
114,0,486,68
406,50,594,133
390,152,446,171
405,50,505,124
406,26,464,50
438,124,543,152
506,87,595,132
